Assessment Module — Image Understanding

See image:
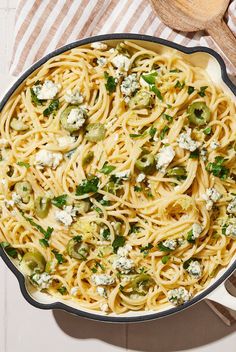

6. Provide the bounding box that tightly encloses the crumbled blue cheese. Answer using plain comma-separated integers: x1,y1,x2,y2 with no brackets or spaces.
113,256,134,274
186,260,202,278
117,244,132,257
97,57,107,67
5,192,21,207
111,54,130,72
35,149,63,169
58,136,76,147
97,286,107,298
136,173,146,183
99,302,109,313
156,146,175,172
115,169,130,180
192,223,203,240
162,239,177,250
1,178,6,185
31,272,52,289
70,286,80,296
227,197,236,214
64,89,83,104
178,128,200,151
225,218,236,238
202,187,221,210
210,140,220,150
67,108,86,129
120,73,139,97
92,274,115,286
91,42,108,50
33,80,60,100
200,148,207,161
168,287,190,305
55,205,76,226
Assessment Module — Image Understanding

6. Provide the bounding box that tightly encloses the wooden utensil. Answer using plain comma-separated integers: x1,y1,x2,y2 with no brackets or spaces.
150,0,236,67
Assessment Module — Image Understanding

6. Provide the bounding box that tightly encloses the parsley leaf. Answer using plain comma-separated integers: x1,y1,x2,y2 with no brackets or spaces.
99,162,116,175
188,86,195,95
22,213,53,239
149,126,157,138
134,186,142,192
189,149,200,159
30,88,42,106
175,80,185,89
203,127,212,135
52,249,66,264
187,230,195,243
160,125,170,140
51,194,67,209
151,85,163,100
76,176,99,195
104,72,117,93
112,235,125,253
161,255,170,264
141,72,158,85
158,242,172,252
0,242,18,258
57,286,67,295
206,156,229,179
140,243,153,256
43,99,59,116
163,113,173,123
101,228,110,240
198,86,208,97
17,161,30,169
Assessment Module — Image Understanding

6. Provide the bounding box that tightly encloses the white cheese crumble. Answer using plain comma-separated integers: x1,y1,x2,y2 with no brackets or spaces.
35,150,63,169
64,89,84,104
99,302,109,313
210,140,220,150
58,136,76,147
168,287,190,305
225,223,236,238
70,286,80,296
97,57,107,67
136,173,146,183
97,286,107,298
33,80,60,100
227,197,236,214
55,205,76,227
156,146,175,172
186,260,202,278
117,244,132,257
111,54,130,72
115,169,130,180
202,187,221,210
67,108,86,129
31,272,52,289
1,178,6,185
91,42,108,50
113,256,134,274
200,148,207,161
178,128,200,152
192,223,203,240
12,192,21,204
120,73,139,97
162,239,177,251
92,274,115,286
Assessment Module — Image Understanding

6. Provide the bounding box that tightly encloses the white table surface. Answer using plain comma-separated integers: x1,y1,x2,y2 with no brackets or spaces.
0,1,236,351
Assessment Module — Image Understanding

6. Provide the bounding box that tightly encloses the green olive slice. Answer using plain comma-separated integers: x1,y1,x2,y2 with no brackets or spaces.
128,91,153,110
74,200,91,214
14,181,32,203
187,102,210,126
135,153,155,174
35,197,51,218
85,123,106,142
67,238,89,260
60,105,86,132
131,273,154,295
166,166,187,179
20,251,46,275
82,151,94,166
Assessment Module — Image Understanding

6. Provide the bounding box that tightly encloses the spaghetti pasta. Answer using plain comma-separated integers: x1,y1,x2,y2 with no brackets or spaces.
0,40,236,314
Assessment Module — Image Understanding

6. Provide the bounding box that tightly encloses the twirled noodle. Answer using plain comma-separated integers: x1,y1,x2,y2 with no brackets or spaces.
0,40,236,314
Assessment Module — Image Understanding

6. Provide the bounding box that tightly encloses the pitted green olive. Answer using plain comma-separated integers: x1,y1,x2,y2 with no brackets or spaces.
135,153,155,174
74,200,91,214
14,181,32,203
85,123,106,142
166,166,187,179
35,197,51,218
10,118,28,131
131,273,154,295
20,251,46,275
187,102,210,126
128,91,153,110
60,105,86,132
67,238,89,260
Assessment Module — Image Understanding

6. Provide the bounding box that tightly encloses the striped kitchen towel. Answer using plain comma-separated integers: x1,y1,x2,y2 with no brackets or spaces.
10,0,236,325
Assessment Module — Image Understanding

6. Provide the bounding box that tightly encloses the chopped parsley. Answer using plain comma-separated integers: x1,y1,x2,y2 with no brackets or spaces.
21,212,53,247
141,71,158,85
0,242,18,258
52,249,66,264
76,176,99,195
43,99,59,116
17,161,30,169
160,125,170,140
129,133,143,138
203,126,212,135
30,88,42,106
151,85,163,100
170,68,182,73
187,230,195,243
101,228,110,240
198,86,208,97
188,86,195,95
189,149,200,159
99,162,116,175
104,72,117,93
51,194,67,209
175,80,185,89
149,126,157,138
163,113,173,123
140,243,153,256
57,286,67,295
134,186,142,192
206,156,229,179
112,235,125,253
161,255,170,264
158,242,173,252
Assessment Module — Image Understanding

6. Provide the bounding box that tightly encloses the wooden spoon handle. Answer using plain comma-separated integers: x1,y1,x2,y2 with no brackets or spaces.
206,18,236,67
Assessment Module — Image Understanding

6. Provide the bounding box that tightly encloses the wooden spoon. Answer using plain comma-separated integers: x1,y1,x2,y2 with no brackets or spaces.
150,0,236,67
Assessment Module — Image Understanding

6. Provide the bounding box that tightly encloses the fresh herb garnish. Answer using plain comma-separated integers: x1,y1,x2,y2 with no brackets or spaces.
183,257,199,269
21,212,53,247
161,255,170,264
104,72,117,93
73,235,83,243
222,223,227,235
112,235,125,253
101,228,110,240
99,162,116,175
43,99,59,116
76,176,99,195
160,125,170,140
189,149,200,159
149,126,157,138
141,72,158,85
187,230,195,243
140,243,153,256
0,242,18,258
129,224,140,234
158,242,172,252
134,186,142,192
52,249,66,264
30,88,42,106
198,86,208,97
175,80,185,89
203,126,212,135
151,85,163,100
99,198,111,206
51,194,67,209
206,156,229,179
163,113,173,123
57,286,67,295
170,69,182,73
17,161,30,169
188,86,195,95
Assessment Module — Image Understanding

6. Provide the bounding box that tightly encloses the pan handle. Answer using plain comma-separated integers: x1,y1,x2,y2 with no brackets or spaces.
207,282,236,311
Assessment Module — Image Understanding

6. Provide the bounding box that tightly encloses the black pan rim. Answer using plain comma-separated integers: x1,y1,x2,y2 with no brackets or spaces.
0,32,236,323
